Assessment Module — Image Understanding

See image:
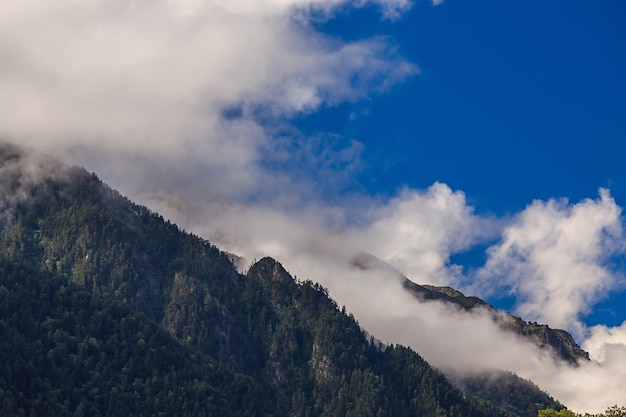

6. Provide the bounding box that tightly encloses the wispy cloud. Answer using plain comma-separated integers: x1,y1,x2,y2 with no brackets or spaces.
0,144,72,225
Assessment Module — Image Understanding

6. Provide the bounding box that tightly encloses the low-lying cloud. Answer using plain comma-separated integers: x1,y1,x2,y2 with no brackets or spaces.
2,0,626,413
0,144,73,225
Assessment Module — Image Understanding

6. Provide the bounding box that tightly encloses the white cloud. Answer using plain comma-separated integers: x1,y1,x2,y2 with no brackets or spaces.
474,189,624,338
0,0,416,197
545,325,626,413
584,321,626,363
361,182,495,286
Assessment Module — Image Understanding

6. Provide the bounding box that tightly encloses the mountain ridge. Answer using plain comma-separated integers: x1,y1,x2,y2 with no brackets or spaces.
402,281,589,364
0,143,563,416
351,250,588,364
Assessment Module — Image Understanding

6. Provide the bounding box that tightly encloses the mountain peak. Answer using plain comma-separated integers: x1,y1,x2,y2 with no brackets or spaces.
416,284,489,310
247,257,293,285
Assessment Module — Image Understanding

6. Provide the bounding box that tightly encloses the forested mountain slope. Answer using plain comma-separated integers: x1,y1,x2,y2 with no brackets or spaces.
0,143,561,416
0,260,264,416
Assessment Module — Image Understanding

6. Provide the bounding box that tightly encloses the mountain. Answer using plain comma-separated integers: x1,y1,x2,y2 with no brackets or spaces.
412,282,586,417
0,143,562,416
351,251,588,365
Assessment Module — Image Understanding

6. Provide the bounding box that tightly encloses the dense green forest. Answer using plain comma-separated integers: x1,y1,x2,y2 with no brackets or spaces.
0,261,265,416
0,144,564,416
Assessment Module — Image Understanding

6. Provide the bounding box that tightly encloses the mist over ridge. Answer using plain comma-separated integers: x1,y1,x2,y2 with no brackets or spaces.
0,143,566,416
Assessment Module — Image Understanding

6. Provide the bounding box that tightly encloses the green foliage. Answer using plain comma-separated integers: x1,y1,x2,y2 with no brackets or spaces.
539,409,577,417
604,406,626,417
538,405,626,417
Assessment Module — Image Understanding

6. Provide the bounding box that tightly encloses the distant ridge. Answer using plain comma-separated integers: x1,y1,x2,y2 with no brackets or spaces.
403,281,589,364
352,251,589,364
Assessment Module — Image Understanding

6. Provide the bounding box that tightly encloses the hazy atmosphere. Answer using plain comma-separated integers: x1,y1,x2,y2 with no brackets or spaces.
1,0,625,412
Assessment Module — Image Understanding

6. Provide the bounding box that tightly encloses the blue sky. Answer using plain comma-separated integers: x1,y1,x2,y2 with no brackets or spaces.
306,0,626,213
2,0,626,410
293,0,626,327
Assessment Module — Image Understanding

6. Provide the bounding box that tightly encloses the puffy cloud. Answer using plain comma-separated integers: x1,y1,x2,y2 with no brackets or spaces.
361,182,496,287
475,189,624,338
584,321,626,363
